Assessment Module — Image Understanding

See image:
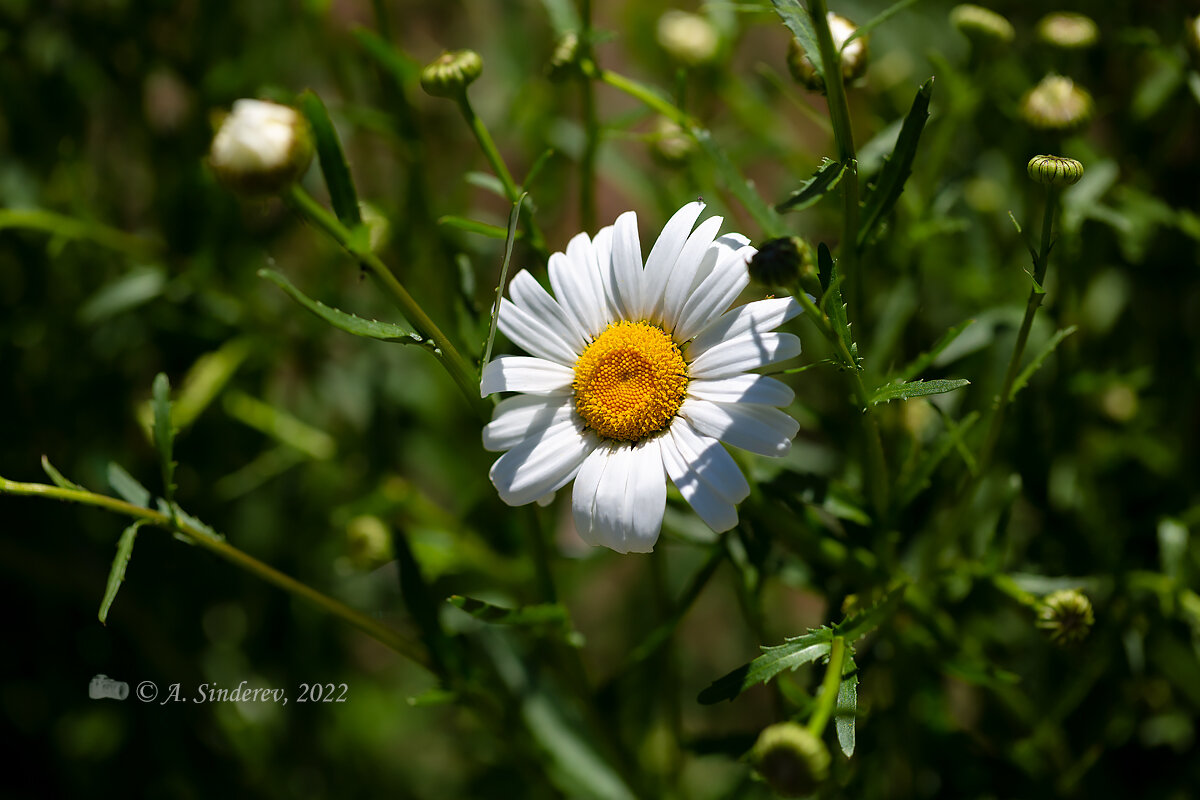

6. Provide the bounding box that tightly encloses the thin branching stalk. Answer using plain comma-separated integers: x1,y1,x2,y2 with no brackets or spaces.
287,185,490,420
580,0,598,231
0,476,431,669
807,635,847,736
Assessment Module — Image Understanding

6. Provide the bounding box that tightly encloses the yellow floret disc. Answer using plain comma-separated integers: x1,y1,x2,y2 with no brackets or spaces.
573,321,688,442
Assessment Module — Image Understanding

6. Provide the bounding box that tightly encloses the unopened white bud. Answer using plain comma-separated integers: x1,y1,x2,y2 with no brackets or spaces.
209,99,313,195
656,10,720,67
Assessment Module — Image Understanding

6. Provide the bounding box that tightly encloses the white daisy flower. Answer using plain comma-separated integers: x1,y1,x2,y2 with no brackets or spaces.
480,202,802,554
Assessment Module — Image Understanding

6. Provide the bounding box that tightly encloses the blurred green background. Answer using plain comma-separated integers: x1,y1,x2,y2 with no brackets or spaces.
2,0,1199,797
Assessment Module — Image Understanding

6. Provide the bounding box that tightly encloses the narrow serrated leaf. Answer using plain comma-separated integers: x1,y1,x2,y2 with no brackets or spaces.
777,159,846,212
843,0,921,47
818,244,857,366
41,455,84,491
297,90,362,228
894,319,977,382
770,0,820,80
858,79,933,248
107,463,151,508
1008,326,1077,401
871,378,970,405
223,391,337,460
152,373,176,506
437,216,511,239
523,148,556,192
835,586,905,642
895,411,979,509
448,596,580,644
698,627,834,704
483,192,527,365
98,521,143,624
836,655,859,757
259,268,422,343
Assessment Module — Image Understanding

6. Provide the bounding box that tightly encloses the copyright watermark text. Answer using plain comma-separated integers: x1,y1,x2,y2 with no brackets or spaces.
90,675,348,706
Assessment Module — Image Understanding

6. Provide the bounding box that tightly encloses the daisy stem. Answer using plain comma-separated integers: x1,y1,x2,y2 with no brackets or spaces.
580,0,598,231
807,635,847,736
0,476,432,670
454,94,550,260
978,186,1059,470
287,185,490,420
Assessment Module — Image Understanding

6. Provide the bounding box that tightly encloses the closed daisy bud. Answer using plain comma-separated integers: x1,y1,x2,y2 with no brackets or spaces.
209,99,313,195
1020,74,1093,131
949,4,1015,48
787,13,868,93
649,117,696,166
748,236,814,290
1037,589,1094,645
421,50,483,98
1187,17,1200,70
346,515,394,569
1027,154,1084,186
752,722,830,798
547,31,582,81
1036,12,1099,50
656,10,720,67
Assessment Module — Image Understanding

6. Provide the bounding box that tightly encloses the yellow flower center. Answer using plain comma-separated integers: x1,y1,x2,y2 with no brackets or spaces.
573,321,688,442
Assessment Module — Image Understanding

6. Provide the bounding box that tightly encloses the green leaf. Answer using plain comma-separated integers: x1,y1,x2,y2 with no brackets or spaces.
697,627,834,704
465,171,509,199
152,373,176,507
770,0,820,80
297,90,362,228
394,530,454,676
223,391,336,460
523,148,556,192
1007,326,1077,401
817,244,857,367
871,378,970,405
691,127,787,237
843,0,921,47
894,410,979,510
540,0,581,35
107,463,151,509
41,455,84,491
894,319,977,382
483,192,527,365
777,159,846,212
437,215,512,239
77,266,166,324
351,26,420,86
259,268,422,343
0,208,160,259
1158,519,1189,581
836,655,859,757
98,521,143,624
858,78,933,248
406,687,458,707
449,596,584,646
835,586,905,642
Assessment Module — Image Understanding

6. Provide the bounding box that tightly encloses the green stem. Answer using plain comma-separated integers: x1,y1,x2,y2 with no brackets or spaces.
455,94,549,259
979,186,1059,468
0,476,431,669
807,635,846,736
579,0,598,231
287,185,489,420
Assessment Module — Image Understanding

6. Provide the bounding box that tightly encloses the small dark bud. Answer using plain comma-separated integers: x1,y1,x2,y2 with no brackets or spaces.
1037,589,1095,646
749,237,814,289
752,722,831,798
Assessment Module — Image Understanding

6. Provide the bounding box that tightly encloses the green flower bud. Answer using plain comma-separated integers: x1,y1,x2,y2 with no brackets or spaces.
209,99,314,196
656,10,720,67
752,722,830,798
787,13,868,93
346,515,394,570
1186,17,1200,70
1027,154,1084,186
649,117,696,166
1019,74,1093,131
547,31,582,81
748,236,814,289
1037,589,1095,646
1036,12,1099,50
421,50,483,98
949,4,1014,49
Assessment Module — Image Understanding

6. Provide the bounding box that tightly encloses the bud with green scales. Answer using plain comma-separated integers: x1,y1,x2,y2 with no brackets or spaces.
1020,75,1093,131
949,4,1015,49
787,13,868,93
1027,155,1084,186
749,236,815,290
751,722,831,797
421,50,483,98
1038,589,1095,645
1036,12,1099,50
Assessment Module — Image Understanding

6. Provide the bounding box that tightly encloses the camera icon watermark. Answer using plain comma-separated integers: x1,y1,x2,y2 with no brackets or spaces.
88,674,129,701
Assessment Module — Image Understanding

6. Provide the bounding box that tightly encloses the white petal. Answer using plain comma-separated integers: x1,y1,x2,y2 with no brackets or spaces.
642,202,704,324
535,491,556,507
507,270,588,352
489,418,598,506
572,440,666,553
610,211,643,319
550,246,607,339
686,297,803,360
480,356,574,397
669,419,750,503
687,332,803,379
592,225,619,323
687,374,795,406
660,215,725,330
679,398,799,457
498,298,579,365
673,245,756,342
660,426,739,532
482,394,575,452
